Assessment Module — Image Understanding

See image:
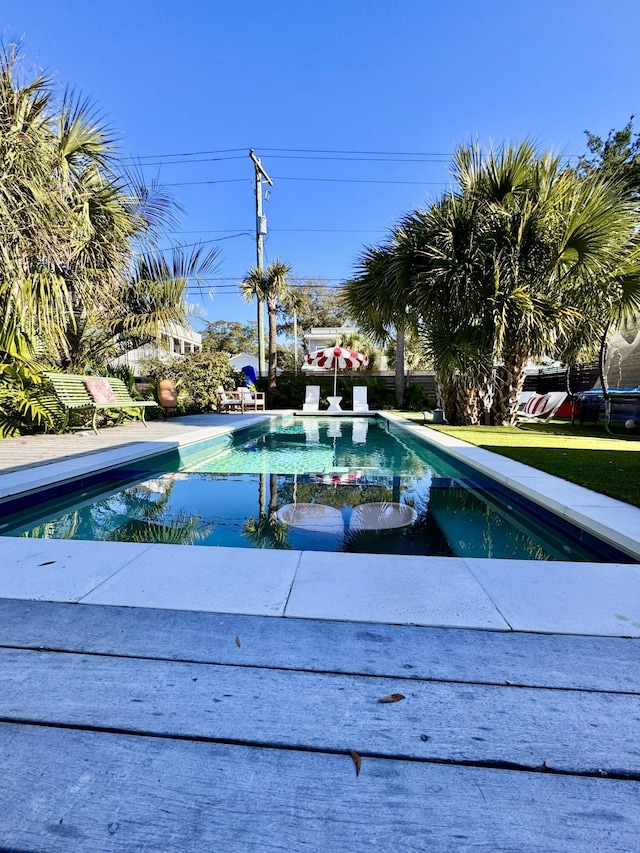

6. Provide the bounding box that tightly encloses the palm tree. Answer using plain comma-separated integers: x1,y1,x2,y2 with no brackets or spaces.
242,473,291,549
343,222,423,407
408,142,640,424
344,139,640,426
241,260,291,390
279,287,308,372
54,243,221,372
0,45,213,433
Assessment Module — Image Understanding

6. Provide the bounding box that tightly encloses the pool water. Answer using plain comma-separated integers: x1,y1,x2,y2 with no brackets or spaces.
0,417,631,560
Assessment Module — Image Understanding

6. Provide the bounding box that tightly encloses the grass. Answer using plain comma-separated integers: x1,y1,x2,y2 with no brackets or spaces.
395,413,640,508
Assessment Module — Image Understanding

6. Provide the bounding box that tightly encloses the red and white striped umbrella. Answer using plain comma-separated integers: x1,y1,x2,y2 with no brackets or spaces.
305,346,369,397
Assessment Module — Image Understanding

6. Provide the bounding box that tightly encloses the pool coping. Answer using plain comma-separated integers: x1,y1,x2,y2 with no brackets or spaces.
0,410,639,638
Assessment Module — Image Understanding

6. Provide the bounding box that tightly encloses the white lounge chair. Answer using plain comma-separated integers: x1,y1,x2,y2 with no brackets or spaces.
518,391,536,409
302,385,320,411
352,386,369,412
516,391,567,424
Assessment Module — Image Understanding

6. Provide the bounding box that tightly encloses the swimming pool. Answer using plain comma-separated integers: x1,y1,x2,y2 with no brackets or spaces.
0,415,633,562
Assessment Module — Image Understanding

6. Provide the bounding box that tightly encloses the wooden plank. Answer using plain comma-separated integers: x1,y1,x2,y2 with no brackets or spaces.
1,722,638,853
0,598,638,694
1,647,638,775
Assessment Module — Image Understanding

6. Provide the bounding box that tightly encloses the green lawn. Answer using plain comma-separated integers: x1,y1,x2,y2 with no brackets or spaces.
395,413,640,508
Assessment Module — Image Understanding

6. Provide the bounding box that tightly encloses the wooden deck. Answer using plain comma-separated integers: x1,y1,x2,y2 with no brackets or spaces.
0,598,638,851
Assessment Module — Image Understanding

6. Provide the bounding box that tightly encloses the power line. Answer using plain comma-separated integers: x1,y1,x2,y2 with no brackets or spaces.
167,228,387,234
161,176,446,188
127,153,451,166
259,154,450,163
121,145,584,162
162,178,251,187
123,147,248,160
122,155,248,166
188,279,346,289
140,233,253,256
272,176,447,186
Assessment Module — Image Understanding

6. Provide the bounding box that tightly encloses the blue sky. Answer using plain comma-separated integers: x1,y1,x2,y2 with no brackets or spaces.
6,0,640,328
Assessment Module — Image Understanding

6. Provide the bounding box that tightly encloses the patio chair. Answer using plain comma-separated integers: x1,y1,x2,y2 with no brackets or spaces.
238,387,266,411
352,386,369,412
216,386,244,414
302,385,320,411
516,391,567,424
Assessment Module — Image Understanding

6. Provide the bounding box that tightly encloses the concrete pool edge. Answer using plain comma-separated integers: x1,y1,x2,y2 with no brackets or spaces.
0,536,638,637
0,410,638,637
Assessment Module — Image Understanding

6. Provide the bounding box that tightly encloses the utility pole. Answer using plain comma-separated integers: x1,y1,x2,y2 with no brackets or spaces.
249,149,273,378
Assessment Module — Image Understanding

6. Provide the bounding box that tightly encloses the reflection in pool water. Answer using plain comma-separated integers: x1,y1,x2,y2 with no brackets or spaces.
0,417,631,561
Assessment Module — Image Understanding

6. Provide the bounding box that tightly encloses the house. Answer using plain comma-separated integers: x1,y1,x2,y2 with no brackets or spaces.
303,325,359,356
302,326,388,372
229,352,259,375
110,322,202,378
229,351,282,378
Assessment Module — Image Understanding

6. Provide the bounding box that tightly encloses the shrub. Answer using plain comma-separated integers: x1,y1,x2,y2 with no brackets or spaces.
0,365,58,437
403,383,436,411
141,351,241,414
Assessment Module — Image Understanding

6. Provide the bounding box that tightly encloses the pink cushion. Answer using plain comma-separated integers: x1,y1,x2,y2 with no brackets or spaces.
84,378,117,404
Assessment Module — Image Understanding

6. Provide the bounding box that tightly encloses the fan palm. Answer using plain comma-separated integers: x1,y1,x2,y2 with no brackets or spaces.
411,142,640,424
343,218,424,406
279,287,308,372
241,260,291,390
0,45,213,433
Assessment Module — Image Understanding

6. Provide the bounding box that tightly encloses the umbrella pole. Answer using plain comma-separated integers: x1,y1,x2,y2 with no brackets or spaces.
334,360,338,398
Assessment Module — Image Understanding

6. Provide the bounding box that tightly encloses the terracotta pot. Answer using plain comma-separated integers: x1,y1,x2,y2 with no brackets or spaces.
157,379,177,412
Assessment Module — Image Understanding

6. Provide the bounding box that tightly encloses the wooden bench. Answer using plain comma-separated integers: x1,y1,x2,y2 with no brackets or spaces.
44,372,159,434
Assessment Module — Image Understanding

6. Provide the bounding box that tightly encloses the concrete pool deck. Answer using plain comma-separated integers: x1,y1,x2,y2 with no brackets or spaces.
0,410,638,638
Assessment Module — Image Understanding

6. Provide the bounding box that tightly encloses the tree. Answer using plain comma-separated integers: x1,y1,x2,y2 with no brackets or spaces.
346,140,640,425
278,288,307,372
414,142,640,424
277,279,346,347
202,320,257,355
0,44,215,432
142,349,238,414
578,118,640,199
240,260,291,390
51,244,220,373
343,218,426,407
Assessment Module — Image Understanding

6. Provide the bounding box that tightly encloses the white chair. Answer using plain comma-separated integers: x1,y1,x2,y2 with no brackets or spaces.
349,502,417,532
352,386,369,412
238,387,266,411
516,391,567,424
302,385,320,411
216,386,244,413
